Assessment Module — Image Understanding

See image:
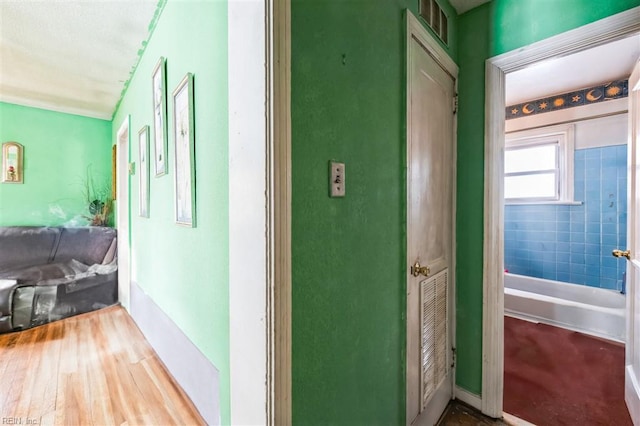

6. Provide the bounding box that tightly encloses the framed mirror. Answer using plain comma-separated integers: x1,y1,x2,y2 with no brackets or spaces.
2,142,24,184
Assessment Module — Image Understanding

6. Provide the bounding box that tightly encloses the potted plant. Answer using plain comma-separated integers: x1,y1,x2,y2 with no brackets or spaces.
82,165,113,227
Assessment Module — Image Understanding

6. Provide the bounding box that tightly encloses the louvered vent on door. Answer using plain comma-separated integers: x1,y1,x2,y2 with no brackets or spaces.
420,268,448,410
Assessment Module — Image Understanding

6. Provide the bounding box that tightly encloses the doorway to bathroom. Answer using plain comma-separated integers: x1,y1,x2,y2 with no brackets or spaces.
500,40,634,423
480,8,640,425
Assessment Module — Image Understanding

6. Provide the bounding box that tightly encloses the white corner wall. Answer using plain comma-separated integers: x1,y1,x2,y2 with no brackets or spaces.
574,113,628,148
228,0,269,424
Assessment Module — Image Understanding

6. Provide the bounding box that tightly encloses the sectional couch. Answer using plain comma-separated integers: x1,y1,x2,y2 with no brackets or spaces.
0,226,118,333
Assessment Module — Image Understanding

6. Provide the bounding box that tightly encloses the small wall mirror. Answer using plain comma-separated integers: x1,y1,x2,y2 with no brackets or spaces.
2,142,24,184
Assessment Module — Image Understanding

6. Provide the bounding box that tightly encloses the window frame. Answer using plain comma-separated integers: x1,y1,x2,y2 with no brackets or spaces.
504,123,575,204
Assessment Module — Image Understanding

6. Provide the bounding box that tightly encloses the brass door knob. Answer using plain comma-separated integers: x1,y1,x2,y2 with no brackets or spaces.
612,249,631,260
411,261,430,277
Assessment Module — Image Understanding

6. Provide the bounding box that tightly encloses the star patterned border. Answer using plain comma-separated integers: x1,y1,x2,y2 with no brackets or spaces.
506,79,628,120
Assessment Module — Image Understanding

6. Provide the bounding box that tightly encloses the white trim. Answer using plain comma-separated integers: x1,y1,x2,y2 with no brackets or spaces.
227,0,291,424
506,201,582,206
407,12,458,79
482,60,505,417
228,0,269,424
454,386,481,411
503,412,537,426
483,6,640,418
625,59,640,425
270,0,292,424
406,10,458,425
626,365,640,424
116,116,131,311
130,281,219,425
489,8,640,73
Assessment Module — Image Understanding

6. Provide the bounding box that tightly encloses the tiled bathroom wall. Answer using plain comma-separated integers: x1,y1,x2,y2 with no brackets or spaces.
504,144,627,291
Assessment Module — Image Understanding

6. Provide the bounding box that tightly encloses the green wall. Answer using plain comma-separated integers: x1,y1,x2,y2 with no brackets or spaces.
111,0,230,422
291,1,456,424
455,0,640,395
0,102,111,226
491,0,640,56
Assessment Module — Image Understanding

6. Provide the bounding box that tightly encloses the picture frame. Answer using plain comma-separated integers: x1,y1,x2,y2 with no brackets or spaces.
152,56,168,177
172,73,196,227
111,144,117,200
2,141,24,184
138,125,150,218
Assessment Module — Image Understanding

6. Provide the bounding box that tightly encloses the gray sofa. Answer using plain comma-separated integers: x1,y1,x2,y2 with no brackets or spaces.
0,226,118,333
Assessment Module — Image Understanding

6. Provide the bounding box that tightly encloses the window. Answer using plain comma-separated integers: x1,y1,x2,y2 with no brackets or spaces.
504,124,575,203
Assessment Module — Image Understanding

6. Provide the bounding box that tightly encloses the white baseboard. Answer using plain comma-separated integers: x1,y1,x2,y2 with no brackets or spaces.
454,386,482,410
503,412,537,426
130,281,220,425
454,386,536,425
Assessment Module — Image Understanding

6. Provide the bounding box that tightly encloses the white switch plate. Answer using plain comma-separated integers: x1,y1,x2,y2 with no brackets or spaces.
329,161,345,197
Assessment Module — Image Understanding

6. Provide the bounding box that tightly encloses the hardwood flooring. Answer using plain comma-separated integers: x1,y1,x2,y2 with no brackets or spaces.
437,401,507,425
437,401,534,426
0,305,205,425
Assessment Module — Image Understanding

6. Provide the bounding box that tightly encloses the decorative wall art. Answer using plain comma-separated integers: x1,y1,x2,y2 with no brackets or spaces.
2,142,24,184
172,73,196,227
138,125,150,218
152,56,168,176
111,144,117,200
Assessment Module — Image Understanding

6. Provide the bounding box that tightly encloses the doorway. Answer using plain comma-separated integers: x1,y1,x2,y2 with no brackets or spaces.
481,7,640,421
116,116,130,310
406,12,458,425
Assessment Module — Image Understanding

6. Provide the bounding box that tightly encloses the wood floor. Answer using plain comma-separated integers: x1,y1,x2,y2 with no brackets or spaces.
0,305,205,425
437,401,507,425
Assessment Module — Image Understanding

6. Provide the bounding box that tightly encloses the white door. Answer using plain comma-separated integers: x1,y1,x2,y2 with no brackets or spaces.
623,59,640,425
116,117,131,310
406,14,456,426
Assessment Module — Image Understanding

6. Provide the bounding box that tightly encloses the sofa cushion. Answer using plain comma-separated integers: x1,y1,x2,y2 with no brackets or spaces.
54,227,117,266
0,259,89,284
0,279,18,318
0,227,60,272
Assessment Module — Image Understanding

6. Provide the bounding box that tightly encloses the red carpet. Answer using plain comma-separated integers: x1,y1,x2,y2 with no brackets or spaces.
504,316,631,426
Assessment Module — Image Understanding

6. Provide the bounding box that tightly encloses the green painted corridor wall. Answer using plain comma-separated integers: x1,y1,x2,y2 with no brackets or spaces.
111,0,230,422
455,0,640,395
0,102,111,226
291,1,456,424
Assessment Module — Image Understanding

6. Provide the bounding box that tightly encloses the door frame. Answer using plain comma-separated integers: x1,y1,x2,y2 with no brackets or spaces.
406,11,458,425
625,58,640,424
482,6,640,417
116,116,131,311
270,0,292,423
227,0,291,424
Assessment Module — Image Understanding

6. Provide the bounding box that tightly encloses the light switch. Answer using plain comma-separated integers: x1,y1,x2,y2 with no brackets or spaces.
329,161,345,197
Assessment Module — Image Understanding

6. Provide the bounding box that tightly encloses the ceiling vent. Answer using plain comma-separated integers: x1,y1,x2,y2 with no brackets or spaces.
420,0,448,45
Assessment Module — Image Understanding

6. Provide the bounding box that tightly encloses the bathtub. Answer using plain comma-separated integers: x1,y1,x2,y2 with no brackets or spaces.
504,273,626,342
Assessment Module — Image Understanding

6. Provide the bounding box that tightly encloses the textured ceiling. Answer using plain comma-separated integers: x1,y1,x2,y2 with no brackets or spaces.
1,1,636,119
0,0,160,120
506,34,640,105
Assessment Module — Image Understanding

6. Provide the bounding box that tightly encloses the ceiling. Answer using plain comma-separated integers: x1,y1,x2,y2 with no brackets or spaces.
0,0,160,120
0,1,637,120
449,0,490,15
506,34,640,106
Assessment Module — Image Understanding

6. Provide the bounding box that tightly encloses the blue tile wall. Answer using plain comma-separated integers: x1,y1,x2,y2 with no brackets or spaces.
504,144,627,291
